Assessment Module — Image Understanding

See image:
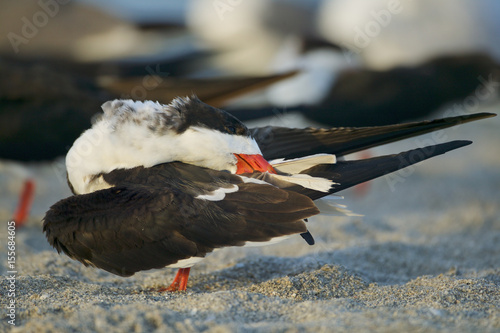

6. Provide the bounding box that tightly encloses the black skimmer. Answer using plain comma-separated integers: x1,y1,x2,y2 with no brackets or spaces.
43,96,494,291
228,53,500,127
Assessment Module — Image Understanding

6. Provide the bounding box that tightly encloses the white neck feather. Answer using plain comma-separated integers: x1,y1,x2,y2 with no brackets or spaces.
66,102,261,194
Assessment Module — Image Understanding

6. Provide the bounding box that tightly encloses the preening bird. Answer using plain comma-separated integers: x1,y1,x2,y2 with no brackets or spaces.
43,96,494,291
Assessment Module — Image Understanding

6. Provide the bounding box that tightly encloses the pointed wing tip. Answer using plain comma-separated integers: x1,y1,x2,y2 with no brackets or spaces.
402,140,473,164
448,112,496,124
448,140,473,149
461,139,474,145
475,112,497,119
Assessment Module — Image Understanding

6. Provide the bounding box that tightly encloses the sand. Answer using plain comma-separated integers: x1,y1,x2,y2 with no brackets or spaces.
1,102,499,332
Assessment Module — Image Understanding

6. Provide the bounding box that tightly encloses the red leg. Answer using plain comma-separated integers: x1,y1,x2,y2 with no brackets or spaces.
13,179,35,227
158,267,191,292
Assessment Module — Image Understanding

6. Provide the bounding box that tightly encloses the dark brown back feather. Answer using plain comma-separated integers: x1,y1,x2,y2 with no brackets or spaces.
43,163,318,277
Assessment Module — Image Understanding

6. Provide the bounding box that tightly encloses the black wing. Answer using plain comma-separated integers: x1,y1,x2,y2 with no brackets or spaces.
247,141,472,201
43,163,318,277
304,140,473,199
251,113,494,160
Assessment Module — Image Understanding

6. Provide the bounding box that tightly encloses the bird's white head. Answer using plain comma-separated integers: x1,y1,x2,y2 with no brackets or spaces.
66,96,265,194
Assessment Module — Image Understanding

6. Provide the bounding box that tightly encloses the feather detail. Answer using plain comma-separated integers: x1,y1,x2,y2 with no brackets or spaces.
270,154,336,173
271,174,335,193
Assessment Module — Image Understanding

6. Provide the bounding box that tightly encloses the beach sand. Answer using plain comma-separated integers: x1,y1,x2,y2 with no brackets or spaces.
1,102,499,332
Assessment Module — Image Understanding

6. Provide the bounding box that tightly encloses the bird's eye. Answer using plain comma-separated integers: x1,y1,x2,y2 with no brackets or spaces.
226,126,237,134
